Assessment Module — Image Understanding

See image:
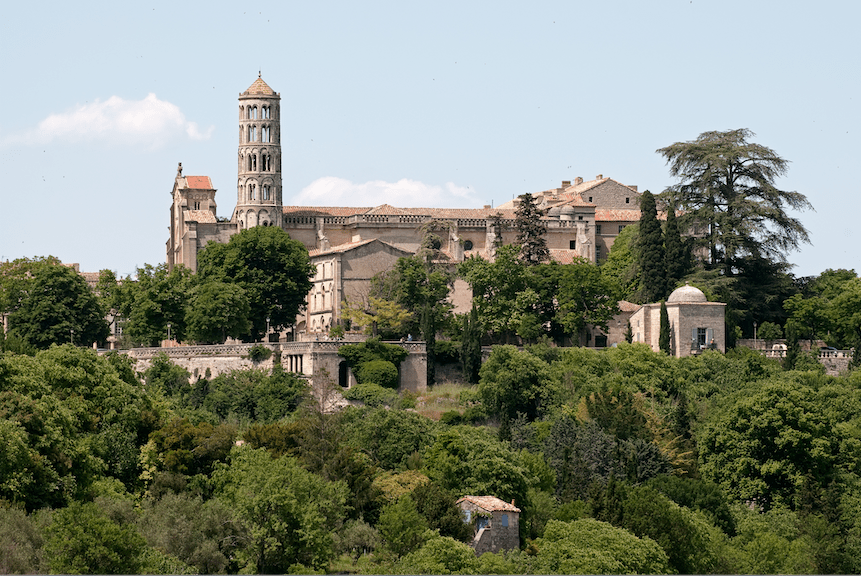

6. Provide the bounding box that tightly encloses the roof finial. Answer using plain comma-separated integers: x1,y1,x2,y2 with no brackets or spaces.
177,162,183,176
258,69,261,78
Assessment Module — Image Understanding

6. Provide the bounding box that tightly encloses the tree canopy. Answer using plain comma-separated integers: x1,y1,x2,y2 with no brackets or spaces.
658,129,812,275
196,226,315,341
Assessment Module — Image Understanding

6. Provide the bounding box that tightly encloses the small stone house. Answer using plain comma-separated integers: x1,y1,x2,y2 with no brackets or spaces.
456,495,521,554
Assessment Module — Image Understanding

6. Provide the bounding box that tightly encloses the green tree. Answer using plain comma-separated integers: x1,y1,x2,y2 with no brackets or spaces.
658,129,812,274
196,226,315,341
600,223,640,301
5,261,108,349
213,447,348,572
525,518,672,575
698,379,840,509
513,193,549,264
45,501,147,574
461,308,482,384
663,203,690,291
411,481,473,542
478,345,554,421
638,190,667,302
659,301,671,354
548,260,620,339
185,280,251,344
398,536,480,574
116,263,192,346
341,296,412,337
377,494,430,557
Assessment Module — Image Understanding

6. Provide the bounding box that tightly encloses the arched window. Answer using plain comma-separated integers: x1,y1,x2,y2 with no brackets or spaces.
251,155,257,171
250,184,256,200
263,186,270,200
248,125,257,142
262,126,270,142
251,106,258,119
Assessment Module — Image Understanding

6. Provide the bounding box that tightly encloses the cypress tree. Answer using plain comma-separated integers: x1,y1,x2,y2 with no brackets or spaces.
514,193,549,265
659,301,671,354
461,307,482,384
663,204,690,292
637,191,667,302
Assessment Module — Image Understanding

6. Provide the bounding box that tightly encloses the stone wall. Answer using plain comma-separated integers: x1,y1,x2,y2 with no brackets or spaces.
115,340,427,392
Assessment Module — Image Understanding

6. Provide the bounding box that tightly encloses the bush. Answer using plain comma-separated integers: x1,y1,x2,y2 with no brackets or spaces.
757,321,783,340
343,382,400,407
246,344,272,362
433,340,460,365
357,359,399,389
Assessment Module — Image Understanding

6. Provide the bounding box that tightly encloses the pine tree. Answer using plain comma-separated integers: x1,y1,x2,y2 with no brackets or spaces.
461,307,482,384
659,301,671,354
514,194,549,265
663,203,690,292
637,191,667,302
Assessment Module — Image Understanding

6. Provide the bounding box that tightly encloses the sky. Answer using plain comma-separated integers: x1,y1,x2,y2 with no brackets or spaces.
1,1,858,279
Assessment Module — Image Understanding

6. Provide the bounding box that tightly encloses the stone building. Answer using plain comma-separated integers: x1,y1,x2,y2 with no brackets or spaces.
628,284,726,357
457,495,521,555
166,76,650,336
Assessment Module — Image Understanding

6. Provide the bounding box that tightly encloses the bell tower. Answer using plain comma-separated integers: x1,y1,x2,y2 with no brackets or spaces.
236,74,282,229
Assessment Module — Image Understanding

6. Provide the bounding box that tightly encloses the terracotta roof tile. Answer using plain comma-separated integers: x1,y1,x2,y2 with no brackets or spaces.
242,76,276,96
618,300,641,313
282,205,517,220
595,209,641,222
185,176,213,189
365,204,408,216
457,495,521,513
308,238,410,257
184,210,217,223
548,249,587,265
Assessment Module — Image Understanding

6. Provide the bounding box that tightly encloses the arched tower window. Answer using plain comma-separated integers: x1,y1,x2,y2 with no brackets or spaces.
262,126,270,143
262,106,270,119
248,125,257,142
251,155,257,171
263,185,270,200
251,106,258,119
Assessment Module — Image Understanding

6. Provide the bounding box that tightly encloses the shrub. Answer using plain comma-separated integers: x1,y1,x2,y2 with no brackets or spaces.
246,344,272,362
433,340,460,365
343,382,400,407
357,359,399,389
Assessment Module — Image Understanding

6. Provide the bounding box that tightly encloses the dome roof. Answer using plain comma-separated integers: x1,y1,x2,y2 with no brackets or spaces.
667,284,707,303
559,206,575,215
548,206,562,216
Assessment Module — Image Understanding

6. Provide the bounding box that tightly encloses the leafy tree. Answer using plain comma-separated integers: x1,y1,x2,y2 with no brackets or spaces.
377,494,429,557
423,425,532,509
341,296,412,337
757,320,783,340
116,263,192,346
398,535,479,574
514,193,549,264
548,260,620,339
196,226,315,341
0,506,48,574
184,280,251,344
659,301,670,354
341,407,437,470
478,345,554,420
357,358,399,389
412,481,473,542
45,500,148,574
698,379,840,509
213,447,348,572
658,129,812,274
5,261,108,349
599,223,640,301
638,190,667,302
525,518,672,575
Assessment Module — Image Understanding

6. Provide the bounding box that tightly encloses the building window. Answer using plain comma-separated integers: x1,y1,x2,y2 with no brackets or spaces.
263,186,270,200
193,201,200,210
250,184,256,200
262,126,270,142
693,327,715,349
626,197,630,203
596,245,601,259
501,514,509,527
463,240,473,250
618,225,625,233
596,224,602,234
595,334,608,347
578,215,583,220
569,240,576,250
588,196,592,202
262,106,270,119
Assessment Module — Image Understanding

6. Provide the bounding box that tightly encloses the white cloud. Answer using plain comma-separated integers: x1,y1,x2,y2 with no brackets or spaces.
294,176,483,208
8,94,213,148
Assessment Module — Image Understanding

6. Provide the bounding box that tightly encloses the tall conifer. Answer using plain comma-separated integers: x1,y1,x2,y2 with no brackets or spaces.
663,204,690,293
659,301,671,354
638,191,667,302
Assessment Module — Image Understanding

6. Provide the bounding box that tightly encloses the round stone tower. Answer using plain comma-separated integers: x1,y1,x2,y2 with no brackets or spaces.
236,74,282,229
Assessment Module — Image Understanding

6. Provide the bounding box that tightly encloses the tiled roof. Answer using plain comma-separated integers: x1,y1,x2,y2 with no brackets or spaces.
595,209,641,222
185,176,213,190
618,300,641,313
548,249,585,265
282,205,516,220
243,76,276,96
365,204,408,216
457,495,521,513
184,210,217,223
308,238,409,257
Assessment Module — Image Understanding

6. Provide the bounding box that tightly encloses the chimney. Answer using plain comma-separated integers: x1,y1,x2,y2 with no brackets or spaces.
629,185,638,192
574,177,583,185
596,174,603,180
483,204,491,209
561,180,571,188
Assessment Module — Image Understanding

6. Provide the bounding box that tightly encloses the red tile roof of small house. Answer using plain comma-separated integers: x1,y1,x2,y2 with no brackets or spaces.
457,495,521,513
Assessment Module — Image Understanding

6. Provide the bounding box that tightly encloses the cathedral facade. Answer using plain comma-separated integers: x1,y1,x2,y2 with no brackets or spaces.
167,77,646,336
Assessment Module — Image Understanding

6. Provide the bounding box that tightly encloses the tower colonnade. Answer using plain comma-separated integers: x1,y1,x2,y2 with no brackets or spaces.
236,75,282,229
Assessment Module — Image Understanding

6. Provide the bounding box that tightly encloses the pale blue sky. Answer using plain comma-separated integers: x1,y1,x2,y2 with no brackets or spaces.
1,1,857,278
